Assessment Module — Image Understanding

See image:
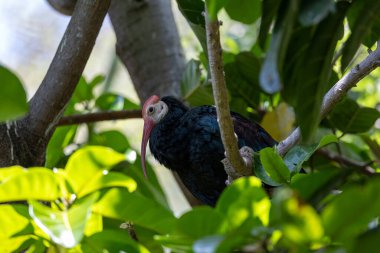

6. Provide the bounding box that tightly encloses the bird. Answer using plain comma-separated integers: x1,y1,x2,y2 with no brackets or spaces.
141,95,276,206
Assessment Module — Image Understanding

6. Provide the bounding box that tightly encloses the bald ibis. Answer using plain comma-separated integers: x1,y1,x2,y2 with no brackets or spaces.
141,95,276,206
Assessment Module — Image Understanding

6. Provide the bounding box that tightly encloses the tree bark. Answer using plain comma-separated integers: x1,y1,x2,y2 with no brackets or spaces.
0,0,111,167
108,0,185,101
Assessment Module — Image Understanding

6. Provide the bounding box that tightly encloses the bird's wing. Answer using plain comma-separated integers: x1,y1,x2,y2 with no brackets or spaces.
231,112,277,151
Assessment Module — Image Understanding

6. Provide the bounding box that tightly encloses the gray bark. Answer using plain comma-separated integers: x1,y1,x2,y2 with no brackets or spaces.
0,0,111,167
108,0,185,101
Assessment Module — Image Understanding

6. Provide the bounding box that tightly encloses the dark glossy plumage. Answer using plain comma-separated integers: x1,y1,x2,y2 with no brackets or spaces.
149,96,276,206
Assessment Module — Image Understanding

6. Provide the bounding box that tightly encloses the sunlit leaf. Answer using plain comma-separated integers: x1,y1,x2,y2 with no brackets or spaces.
217,177,270,227
92,188,176,234
89,130,131,153
65,146,125,195
0,168,60,202
0,204,31,239
205,0,229,20
176,207,228,239
29,193,98,248
81,230,149,253
271,188,324,244
0,65,28,121
322,178,380,242
77,171,136,198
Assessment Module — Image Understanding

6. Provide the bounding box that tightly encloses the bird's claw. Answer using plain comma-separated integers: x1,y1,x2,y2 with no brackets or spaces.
222,146,254,185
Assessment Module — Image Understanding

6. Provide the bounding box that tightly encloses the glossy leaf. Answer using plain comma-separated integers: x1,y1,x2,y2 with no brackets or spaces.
260,0,299,94
0,168,60,202
0,204,31,239
29,193,98,248
176,0,208,55
205,0,229,20
260,147,290,184
328,98,380,134
45,125,77,168
322,178,380,242
181,59,214,106
81,230,149,253
95,92,139,111
299,0,335,26
65,146,125,195
341,0,380,71
89,130,131,153
271,188,324,244
76,171,136,198
224,0,261,24
0,65,28,121
217,177,270,227
292,2,348,141
176,207,227,239
92,188,176,234
283,134,338,174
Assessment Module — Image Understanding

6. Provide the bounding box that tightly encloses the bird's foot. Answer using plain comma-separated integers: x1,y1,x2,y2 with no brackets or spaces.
222,146,254,185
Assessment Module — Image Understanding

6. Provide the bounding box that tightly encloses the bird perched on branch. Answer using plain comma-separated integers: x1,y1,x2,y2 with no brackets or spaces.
141,95,276,206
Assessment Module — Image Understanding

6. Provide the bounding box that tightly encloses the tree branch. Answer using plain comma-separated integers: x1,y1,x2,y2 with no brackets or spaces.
14,0,111,166
205,7,250,179
277,42,380,156
57,110,141,126
46,0,76,15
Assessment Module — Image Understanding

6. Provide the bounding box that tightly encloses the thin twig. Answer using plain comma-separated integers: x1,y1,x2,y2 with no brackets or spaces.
278,42,380,156
205,7,250,178
57,110,141,126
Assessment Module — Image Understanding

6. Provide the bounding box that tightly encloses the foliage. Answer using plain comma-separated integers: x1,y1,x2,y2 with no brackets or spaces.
1,0,380,252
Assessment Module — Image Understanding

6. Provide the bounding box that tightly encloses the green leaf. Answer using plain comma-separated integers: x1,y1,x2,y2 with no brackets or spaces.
72,77,94,103
291,168,345,205
29,193,98,248
328,98,380,134
291,2,349,141
0,205,31,239
299,0,335,26
270,188,324,244
92,188,176,234
224,0,261,24
349,228,380,253
65,146,125,195
176,207,227,240
225,52,261,109
260,147,290,184
176,0,208,55
45,125,78,168
341,0,380,71
259,0,300,94
322,178,380,242
77,171,136,198
205,0,229,20
0,235,38,253
181,59,202,99
89,130,131,153
82,230,149,253
95,92,139,111
283,134,338,173
258,0,282,48
217,177,270,228
0,168,60,202
0,65,28,121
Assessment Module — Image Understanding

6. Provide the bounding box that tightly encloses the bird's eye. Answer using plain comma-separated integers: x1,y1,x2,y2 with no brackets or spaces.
148,106,155,114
